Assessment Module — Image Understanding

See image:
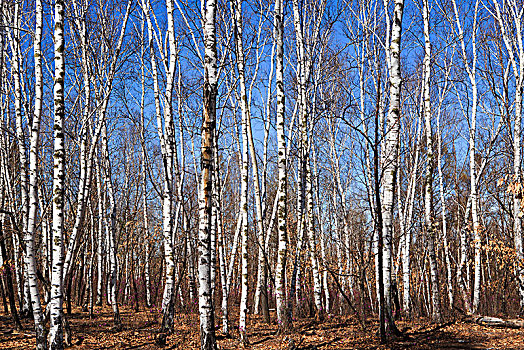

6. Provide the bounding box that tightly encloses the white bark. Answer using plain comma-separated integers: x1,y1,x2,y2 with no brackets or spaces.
139,35,152,307
88,213,95,315
101,121,121,327
400,113,422,318
422,0,441,323
49,0,66,346
236,22,250,338
96,161,105,306
239,109,249,337
291,0,324,318
275,0,289,329
491,0,524,311
141,0,178,321
452,0,480,313
6,2,31,317
63,0,130,286
437,94,453,310
436,50,454,311
219,201,240,325
382,0,405,326
232,0,269,321
187,215,197,304
23,0,46,346
255,38,275,315
313,146,330,314
199,0,218,346
218,225,228,334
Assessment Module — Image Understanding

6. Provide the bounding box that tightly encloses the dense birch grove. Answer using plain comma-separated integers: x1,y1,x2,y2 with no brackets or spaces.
3,0,524,348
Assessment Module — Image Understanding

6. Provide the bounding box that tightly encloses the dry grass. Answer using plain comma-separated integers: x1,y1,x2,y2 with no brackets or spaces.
1,307,523,349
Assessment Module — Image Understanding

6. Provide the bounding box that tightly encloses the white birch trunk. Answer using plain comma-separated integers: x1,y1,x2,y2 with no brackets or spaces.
452,0,480,313
469,18,481,317
88,213,95,315
255,38,275,316
275,0,289,330
102,121,121,327
141,0,178,322
232,0,268,321
199,0,218,346
7,2,31,317
23,0,46,346
239,113,250,339
218,223,229,335
491,0,524,311
422,0,441,323
187,217,197,304
306,159,323,317
96,160,105,306
437,98,453,310
382,0,405,327
138,27,152,307
236,55,250,342
49,0,66,346
220,213,241,334
401,114,422,319
313,146,330,314
436,51,454,311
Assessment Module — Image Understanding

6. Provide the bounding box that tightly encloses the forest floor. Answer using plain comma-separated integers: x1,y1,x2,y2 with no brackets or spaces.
1,306,523,349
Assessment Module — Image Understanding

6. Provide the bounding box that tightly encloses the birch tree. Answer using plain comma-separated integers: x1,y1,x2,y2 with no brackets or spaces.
275,0,290,331
139,0,180,335
489,0,524,311
22,0,47,346
290,0,326,320
101,121,121,328
49,0,66,347
199,0,218,346
421,0,442,323
451,0,481,313
381,0,405,335
5,0,33,318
